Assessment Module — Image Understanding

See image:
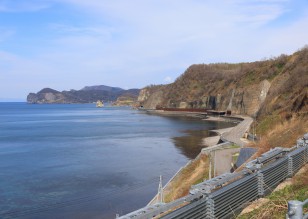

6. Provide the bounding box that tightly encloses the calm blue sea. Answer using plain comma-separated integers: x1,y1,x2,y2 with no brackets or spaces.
0,103,232,219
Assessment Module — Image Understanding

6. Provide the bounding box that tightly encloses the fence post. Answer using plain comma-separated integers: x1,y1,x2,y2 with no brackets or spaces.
297,139,304,147
257,171,264,197
305,147,308,164
304,133,308,146
286,199,308,219
288,155,294,177
205,194,215,219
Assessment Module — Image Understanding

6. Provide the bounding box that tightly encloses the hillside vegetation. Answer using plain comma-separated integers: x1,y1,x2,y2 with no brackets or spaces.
238,164,308,219
138,47,308,218
139,47,308,148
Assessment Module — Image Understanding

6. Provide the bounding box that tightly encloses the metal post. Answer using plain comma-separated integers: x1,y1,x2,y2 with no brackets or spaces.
257,171,264,197
158,175,163,203
213,150,216,177
209,152,212,179
287,200,303,219
206,195,215,219
305,147,308,164
288,156,294,177
286,199,308,219
304,199,308,219
252,119,255,143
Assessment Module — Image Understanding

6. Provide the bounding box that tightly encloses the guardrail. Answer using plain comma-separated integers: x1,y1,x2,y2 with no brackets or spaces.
287,199,308,219
118,133,308,219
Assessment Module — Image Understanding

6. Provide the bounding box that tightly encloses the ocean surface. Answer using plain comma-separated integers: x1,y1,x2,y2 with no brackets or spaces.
0,103,233,219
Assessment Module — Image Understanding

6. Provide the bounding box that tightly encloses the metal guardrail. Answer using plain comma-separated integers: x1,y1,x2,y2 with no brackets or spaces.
118,133,308,219
287,199,308,219
201,142,232,155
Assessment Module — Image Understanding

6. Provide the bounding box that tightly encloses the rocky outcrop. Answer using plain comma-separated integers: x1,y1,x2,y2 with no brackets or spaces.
27,86,140,104
27,88,66,104
138,80,271,116
138,85,165,109
137,48,308,117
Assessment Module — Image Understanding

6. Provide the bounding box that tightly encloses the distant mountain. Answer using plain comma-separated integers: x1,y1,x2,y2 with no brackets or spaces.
27,85,140,104
80,85,123,92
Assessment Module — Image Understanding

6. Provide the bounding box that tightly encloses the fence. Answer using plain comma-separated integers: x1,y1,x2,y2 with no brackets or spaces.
118,134,308,219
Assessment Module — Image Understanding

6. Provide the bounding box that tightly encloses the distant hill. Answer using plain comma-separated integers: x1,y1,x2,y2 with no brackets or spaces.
27,85,140,104
80,85,123,92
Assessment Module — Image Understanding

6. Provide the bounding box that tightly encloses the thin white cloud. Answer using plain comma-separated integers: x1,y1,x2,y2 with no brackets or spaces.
49,23,114,36
1,0,308,99
231,0,289,26
0,0,50,12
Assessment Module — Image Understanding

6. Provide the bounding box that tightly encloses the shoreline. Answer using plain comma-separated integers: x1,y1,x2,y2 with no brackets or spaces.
141,110,243,147
145,110,251,206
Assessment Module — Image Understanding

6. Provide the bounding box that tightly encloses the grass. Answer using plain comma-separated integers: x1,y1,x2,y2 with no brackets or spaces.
256,114,281,136
163,154,209,203
243,71,259,85
237,165,308,219
228,143,241,149
254,116,308,151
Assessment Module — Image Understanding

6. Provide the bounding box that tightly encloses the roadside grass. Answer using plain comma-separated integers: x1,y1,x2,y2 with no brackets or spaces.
255,115,308,149
237,165,308,219
228,143,241,149
256,114,281,136
163,154,209,203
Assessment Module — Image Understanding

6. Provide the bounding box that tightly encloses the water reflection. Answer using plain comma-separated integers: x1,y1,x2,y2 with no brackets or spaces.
172,121,235,159
172,129,215,159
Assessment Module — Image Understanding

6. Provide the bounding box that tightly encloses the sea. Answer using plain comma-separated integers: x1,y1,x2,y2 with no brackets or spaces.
0,103,233,219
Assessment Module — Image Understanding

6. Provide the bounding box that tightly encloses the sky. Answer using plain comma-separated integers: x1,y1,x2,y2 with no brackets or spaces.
0,0,308,101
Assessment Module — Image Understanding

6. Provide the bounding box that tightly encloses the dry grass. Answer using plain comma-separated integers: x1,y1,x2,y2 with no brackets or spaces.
236,114,308,219
252,115,308,154
237,165,308,219
163,154,209,203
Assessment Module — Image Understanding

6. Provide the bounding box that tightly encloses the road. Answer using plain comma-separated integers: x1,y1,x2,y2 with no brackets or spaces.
221,116,253,147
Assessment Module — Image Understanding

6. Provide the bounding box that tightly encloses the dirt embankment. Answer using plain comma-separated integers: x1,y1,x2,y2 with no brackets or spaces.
163,154,209,203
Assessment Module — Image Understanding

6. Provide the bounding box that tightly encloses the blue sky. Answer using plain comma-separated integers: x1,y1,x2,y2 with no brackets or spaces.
0,0,308,101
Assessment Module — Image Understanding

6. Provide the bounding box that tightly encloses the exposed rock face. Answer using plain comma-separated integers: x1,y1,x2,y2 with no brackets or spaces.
138,85,165,109
112,91,140,106
137,48,308,117
137,89,150,102
27,86,140,104
27,88,66,104
138,80,271,116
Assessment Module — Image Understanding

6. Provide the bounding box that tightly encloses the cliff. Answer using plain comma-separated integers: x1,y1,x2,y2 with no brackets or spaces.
138,47,308,147
27,85,140,104
138,48,307,118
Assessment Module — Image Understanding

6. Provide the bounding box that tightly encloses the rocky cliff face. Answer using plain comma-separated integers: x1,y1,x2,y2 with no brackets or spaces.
27,88,66,104
138,48,308,118
138,81,270,116
27,86,140,104
138,85,165,109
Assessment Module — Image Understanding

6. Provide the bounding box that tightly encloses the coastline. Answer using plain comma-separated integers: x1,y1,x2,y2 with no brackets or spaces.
140,109,208,118
145,110,251,206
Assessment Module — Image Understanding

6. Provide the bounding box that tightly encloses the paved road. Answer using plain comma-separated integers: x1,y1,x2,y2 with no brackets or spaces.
221,116,253,147
214,148,241,176
210,115,253,175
